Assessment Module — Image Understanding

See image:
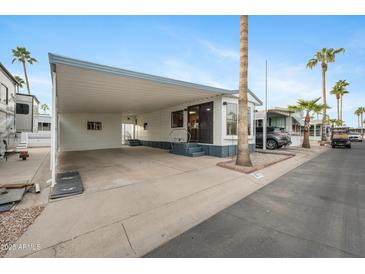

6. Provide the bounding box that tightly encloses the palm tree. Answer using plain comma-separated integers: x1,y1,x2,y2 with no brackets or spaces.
40,103,49,114
330,80,349,125
12,47,37,95
14,75,25,93
355,108,361,128
236,15,252,167
288,97,326,149
327,118,338,128
306,48,345,141
356,107,365,136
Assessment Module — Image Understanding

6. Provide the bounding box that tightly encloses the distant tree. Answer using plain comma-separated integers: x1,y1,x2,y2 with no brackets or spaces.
288,97,326,149
355,108,362,128
40,103,49,114
12,46,37,95
356,107,365,135
14,75,25,93
307,48,345,141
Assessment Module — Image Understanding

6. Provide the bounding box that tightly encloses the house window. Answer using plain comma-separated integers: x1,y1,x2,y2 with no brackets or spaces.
16,103,29,114
226,104,252,136
87,121,102,130
171,110,184,128
226,103,237,135
0,84,8,105
38,122,51,131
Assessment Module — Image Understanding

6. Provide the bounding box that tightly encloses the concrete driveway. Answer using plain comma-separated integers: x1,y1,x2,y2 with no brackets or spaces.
6,146,325,257
146,142,365,257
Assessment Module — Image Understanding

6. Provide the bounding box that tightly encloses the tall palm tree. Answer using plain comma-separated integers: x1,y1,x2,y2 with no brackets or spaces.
357,107,365,136
14,75,25,93
236,15,252,167
306,48,345,141
288,97,326,149
12,47,37,95
355,108,361,128
330,80,349,125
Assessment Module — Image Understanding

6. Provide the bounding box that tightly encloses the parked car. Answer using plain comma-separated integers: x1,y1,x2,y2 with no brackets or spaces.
331,127,351,148
256,127,292,150
348,131,363,142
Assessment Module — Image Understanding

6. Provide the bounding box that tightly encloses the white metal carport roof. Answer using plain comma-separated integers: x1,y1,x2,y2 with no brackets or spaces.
49,53,239,114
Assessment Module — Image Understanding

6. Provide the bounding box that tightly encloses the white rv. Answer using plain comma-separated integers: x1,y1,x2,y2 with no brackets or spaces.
15,93,39,133
0,63,17,155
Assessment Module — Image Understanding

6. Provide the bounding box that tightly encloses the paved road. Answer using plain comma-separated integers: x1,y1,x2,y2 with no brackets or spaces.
146,142,365,257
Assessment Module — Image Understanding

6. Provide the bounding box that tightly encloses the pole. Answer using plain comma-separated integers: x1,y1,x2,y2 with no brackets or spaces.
263,60,268,150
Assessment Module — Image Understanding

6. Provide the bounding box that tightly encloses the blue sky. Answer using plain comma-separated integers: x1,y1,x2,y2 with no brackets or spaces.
0,16,364,126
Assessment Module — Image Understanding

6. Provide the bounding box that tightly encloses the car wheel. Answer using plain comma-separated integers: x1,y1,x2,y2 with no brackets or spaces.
347,145,351,149
266,139,278,150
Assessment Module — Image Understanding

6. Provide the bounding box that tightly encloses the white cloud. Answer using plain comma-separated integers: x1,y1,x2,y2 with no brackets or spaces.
159,58,229,89
199,39,239,61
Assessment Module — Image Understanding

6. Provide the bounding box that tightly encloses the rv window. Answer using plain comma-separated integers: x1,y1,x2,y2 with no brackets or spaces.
87,121,102,130
16,103,29,114
171,110,184,128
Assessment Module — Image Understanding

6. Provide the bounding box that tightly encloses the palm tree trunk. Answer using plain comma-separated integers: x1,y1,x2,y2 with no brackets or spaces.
321,64,327,141
358,115,360,129
340,95,343,125
361,112,364,136
22,61,31,95
236,15,252,167
302,111,311,149
336,97,340,122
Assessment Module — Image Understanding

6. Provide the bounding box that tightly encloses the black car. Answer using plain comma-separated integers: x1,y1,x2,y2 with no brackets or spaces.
256,127,292,150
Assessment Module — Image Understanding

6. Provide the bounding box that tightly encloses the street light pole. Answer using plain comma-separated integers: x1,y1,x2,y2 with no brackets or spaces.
263,60,268,151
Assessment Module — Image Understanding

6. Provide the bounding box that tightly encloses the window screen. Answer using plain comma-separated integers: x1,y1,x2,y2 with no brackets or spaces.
16,103,29,114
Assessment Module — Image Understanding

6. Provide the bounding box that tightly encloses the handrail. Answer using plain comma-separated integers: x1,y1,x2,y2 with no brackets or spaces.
168,128,191,152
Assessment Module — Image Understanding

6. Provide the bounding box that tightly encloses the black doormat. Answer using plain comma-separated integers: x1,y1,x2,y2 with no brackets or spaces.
50,171,84,199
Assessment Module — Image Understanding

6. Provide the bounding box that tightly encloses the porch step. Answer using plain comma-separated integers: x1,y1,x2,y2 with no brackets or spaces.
187,146,203,153
190,151,205,157
128,139,142,146
170,143,205,157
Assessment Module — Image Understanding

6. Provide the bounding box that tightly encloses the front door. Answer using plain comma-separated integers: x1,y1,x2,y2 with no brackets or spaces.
187,102,213,144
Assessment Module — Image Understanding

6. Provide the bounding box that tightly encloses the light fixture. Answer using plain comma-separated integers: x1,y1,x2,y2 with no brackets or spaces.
223,101,227,106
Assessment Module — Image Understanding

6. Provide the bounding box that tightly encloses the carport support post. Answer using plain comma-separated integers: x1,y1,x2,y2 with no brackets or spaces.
51,71,57,187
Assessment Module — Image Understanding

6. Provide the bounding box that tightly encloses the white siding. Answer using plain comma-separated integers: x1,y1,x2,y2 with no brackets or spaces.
59,113,122,152
135,96,223,145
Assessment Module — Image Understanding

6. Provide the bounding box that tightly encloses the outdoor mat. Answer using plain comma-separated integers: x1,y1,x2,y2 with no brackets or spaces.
0,188,26,205
50,171,84,199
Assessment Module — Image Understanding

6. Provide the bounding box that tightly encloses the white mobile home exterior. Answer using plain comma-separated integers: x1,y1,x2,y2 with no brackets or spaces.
49,53,262,184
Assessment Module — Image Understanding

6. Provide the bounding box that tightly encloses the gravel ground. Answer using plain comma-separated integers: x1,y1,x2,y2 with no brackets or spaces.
217,152,293,173
0,206,44,257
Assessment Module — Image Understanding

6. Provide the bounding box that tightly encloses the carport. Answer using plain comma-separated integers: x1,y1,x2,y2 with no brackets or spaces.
49,53,235,186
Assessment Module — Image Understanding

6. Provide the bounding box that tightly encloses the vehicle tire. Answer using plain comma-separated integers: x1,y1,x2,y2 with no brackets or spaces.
347,145,351,149
266,139,278,150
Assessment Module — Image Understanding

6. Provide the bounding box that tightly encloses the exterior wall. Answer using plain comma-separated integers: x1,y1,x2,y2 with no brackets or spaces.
135,96,223,145
58,113,122,152
0,67,17,150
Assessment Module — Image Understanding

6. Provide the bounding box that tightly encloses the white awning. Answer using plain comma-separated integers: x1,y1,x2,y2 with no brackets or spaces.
49,53,236,114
